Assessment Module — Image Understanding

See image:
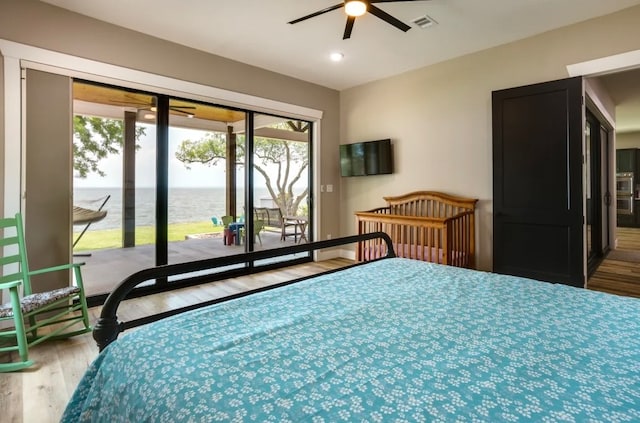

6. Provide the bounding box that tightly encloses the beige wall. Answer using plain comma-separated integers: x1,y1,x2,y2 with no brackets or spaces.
617,131,640,148
0,0,340,242
340,5,640,270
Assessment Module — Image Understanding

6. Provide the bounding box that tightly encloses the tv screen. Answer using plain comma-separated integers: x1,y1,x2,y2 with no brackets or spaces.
340,139,392,177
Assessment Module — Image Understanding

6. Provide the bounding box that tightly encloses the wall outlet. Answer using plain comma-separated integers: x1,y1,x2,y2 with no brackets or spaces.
327,234,332,239
326,184,333,193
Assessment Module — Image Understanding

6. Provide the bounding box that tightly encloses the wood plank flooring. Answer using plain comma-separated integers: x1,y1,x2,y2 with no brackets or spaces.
1,258,354,423
587,227,640,298
4,233,640,423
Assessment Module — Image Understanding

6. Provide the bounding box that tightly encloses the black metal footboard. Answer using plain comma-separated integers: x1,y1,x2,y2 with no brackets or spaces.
93,232,394,351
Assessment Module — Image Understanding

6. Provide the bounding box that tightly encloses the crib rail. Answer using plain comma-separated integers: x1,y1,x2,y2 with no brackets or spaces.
355,191,477,268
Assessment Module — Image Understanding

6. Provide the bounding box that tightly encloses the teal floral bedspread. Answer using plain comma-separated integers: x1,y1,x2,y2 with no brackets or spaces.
62,258,640,422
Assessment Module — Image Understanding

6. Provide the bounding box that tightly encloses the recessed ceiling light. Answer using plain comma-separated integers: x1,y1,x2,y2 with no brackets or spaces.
330,52,344,62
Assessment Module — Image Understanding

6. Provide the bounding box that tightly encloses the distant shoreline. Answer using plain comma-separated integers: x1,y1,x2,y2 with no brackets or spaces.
74,186,274,231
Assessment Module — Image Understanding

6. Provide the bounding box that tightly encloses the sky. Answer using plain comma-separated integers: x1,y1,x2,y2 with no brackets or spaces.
74,125,245,189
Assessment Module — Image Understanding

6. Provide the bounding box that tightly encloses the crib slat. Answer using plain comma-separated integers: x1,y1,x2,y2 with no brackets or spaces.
354,192,477,268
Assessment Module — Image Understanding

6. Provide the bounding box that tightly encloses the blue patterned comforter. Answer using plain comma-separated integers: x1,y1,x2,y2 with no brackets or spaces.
62,258,640,422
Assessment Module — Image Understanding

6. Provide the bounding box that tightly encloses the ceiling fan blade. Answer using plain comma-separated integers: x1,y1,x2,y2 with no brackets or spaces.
343,16,356,40
370,0,427,3
368,4,411,32
288,3,344,24
170,107,194,116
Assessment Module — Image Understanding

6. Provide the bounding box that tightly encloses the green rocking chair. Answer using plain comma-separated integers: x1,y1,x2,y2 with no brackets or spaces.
0,213,92,372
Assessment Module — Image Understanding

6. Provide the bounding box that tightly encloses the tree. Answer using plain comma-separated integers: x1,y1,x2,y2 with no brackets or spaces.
175,129,309,216
73,115,145,178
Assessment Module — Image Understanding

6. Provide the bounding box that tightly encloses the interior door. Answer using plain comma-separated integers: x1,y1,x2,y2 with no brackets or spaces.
492,77,584,287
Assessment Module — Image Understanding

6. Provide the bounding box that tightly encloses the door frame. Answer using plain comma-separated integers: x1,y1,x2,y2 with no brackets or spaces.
584,96,615,275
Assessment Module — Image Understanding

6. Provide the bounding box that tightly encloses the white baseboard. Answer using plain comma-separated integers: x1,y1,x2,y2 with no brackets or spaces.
315,248,356,262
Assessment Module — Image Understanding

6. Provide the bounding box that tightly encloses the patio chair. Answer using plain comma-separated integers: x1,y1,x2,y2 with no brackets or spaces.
0,213,92,372
221,215,235,245
238,220,264,246
254,220,264,246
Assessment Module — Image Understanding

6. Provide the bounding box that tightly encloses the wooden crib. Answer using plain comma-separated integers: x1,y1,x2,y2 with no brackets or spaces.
355,191,478,268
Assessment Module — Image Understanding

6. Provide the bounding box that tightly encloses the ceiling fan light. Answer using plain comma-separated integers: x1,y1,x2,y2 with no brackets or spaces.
345,1,366,17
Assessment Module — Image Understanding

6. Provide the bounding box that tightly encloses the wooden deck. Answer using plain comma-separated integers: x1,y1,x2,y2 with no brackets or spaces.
76,230,306,298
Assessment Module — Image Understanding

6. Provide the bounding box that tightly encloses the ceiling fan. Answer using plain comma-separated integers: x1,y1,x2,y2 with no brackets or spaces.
288,0,429,40
109,94,197,118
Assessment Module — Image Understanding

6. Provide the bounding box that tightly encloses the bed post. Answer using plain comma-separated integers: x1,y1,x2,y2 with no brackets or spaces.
93,317,123,352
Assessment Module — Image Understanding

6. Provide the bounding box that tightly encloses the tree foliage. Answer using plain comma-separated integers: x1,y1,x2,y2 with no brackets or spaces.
73,116,145,178
175,131,309,215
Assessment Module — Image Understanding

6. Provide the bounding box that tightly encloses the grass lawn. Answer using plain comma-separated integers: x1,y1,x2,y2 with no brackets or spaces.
73,221,223,251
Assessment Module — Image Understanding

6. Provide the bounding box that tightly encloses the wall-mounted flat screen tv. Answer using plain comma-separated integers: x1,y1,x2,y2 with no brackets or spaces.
340,139,393,177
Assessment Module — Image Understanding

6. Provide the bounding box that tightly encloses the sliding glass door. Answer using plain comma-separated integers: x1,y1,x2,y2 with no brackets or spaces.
72,81,313,301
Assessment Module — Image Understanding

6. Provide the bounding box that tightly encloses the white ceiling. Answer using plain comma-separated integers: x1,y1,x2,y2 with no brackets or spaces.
41,0,640,90
40,0,640,132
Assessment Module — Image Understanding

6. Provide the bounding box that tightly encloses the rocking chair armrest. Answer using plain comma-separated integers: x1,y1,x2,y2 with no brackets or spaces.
28,262,85,276
0,279,22,290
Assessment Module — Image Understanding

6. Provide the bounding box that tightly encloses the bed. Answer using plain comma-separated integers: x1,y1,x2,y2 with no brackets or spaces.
355,191,478,268
62,233,640,422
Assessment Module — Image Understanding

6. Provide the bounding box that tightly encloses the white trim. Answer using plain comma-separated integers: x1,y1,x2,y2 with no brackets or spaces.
584,90,615,129
1,39,323,243
312,122,321,247
0,39,322,121
567,49,640,77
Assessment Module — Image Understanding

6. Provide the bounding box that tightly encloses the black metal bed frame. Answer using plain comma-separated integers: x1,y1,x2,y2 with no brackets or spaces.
93,232,395,351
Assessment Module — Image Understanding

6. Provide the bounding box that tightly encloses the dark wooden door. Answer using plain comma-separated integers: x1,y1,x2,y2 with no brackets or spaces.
493,77,584,287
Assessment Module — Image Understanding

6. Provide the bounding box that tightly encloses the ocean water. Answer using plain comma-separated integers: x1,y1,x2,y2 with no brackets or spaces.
74,187,274,230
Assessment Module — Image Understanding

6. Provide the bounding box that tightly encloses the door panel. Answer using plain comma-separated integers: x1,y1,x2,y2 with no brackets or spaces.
251,113,311,259
493,77,584,287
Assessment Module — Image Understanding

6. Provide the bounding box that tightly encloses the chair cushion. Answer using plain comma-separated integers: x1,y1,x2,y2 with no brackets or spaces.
0,286,81,318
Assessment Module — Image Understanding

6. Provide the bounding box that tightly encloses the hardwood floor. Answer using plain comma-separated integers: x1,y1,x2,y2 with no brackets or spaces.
1,258,354,423
4,235,639,423
587,227,640,298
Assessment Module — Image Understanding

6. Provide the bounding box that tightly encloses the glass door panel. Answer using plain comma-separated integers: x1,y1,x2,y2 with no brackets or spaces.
167,99,247,275
251,114,311,263
72,82,156,297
